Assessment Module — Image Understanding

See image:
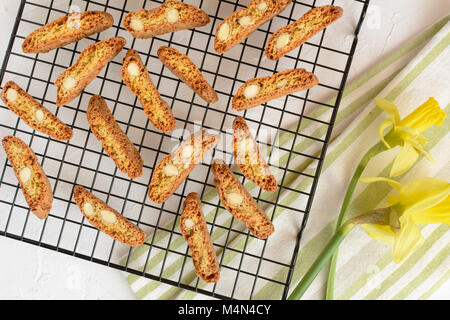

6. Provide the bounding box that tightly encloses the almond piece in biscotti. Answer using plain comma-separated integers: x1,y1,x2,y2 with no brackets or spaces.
73,186,146,246
157,46,218,103
1,81,73,141
2,136,53,219
180,192,220,283
22,10,114,54
87,95,143,179
121,49,176,133
265,5,343,60
211,159,274,239
214,0,291,54
123,0,210,39
55,36,125,106
232,68,318,110
148,130,218,203
233,117,277,192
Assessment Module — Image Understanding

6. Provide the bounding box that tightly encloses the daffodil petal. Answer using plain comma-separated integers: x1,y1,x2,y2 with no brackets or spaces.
395,125,421,138
360,176,402,191
410,197,450,225
392,215,424,263
401,130,428,147
404,137,435,162
387,194,400,207
379,119,395,148
400,177,450,215
361,224,395,243
414,147,434,162
390,142,419,177
374,98,401,124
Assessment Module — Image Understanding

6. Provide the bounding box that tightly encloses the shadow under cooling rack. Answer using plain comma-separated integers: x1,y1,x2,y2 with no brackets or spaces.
0,0,369,299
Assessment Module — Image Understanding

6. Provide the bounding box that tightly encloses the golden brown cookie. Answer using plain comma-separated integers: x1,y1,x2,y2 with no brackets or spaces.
214,0,291,54
123,0,210,39
55,36,126,106
73,186,146,246
180,192,220,283
232,68,318,110
233,117,277,192
211,159,274,239
87,95,143,179
2,136,53,219
1,81,73,141
148,130,218,203
22,11,114,54
265,5,343,60
121,49,176,132
157,46,218,103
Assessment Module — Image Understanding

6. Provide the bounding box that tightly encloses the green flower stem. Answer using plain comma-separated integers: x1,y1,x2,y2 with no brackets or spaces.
288,222,355,300
325,141,387,300
288,206,393,300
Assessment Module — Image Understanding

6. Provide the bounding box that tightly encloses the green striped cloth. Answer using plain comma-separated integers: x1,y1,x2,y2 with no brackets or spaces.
121,15,450,300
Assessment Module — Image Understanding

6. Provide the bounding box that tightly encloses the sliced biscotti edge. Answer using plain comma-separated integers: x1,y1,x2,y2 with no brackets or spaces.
2,136,52,219
22,11,114,53
148,130,218,203
73,185,146,246
265,5,343,60
123,0,210,39
232,68,318,110
214,0,291,54
211,159,274,239
121,49,176,132
181,192,220,283
157,46,218,103
233,116,277,192
87,95,143,178
55,36,125,106
1,81,73,141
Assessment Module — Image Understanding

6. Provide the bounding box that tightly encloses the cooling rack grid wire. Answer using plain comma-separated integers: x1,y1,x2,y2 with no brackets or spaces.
0,0,369,299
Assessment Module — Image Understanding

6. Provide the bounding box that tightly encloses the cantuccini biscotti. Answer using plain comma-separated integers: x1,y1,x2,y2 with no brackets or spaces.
73,186,146,246
2,136,53,219
265,5,343,60
232,68,318,110
55,36,125,106
233,117,277,192
123,0,210,39
87,95,143,179
148,130,218,203
157,46,218,104
211,159,274,239
214,0,291,54
121,49,176,132
22,11,114,54
1,81,73,141
180,192,220,283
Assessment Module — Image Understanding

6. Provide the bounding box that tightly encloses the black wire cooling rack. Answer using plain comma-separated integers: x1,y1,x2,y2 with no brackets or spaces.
0,0,369,299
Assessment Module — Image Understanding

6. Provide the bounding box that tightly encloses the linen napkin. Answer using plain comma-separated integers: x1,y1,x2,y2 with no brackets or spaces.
121,15,450,300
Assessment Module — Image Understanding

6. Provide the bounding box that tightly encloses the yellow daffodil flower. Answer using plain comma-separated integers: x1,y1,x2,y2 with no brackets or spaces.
360,176,450,263
289,174,450,300
375,97,446,177
294,97,448,300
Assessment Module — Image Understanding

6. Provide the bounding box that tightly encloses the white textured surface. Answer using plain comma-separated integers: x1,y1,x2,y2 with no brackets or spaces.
0,0,448,299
